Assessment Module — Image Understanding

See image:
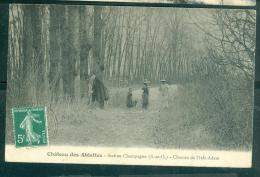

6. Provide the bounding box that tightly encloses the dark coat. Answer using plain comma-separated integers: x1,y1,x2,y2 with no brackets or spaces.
92,78,109,104
142,87,149,108
126,92,137,108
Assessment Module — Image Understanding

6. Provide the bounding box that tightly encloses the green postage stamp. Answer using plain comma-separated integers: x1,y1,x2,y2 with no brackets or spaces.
12,107,48,148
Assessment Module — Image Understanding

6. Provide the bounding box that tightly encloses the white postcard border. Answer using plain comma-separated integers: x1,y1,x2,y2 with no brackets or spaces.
5,145,252,168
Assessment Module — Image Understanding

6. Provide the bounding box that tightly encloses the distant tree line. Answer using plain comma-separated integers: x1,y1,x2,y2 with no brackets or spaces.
7,5,255,104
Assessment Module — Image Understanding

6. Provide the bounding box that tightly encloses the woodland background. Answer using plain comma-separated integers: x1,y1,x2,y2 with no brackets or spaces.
6,4,256,150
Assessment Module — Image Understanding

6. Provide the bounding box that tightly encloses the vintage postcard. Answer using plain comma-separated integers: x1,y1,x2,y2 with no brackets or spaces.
5,4,255,167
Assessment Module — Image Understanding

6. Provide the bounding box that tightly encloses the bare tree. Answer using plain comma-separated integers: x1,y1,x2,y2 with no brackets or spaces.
61,6,79,101
49,6,62,102
79,6,92,99
93,6,104,80
207,9,256,80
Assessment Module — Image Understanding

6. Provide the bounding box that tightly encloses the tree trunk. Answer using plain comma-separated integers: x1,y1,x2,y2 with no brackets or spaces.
21,5,34,105
93,6,103,81
79,6,91,99
49,6,62,102
61,6,79,101
31,6,44,104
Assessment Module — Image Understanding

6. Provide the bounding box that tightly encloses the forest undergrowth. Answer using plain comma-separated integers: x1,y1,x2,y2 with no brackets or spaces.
45,79,253,150
6,78,253,151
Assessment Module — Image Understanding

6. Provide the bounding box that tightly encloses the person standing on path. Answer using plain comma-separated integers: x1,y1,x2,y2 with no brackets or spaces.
159,79,169,109
88,73,109,109
142,81,149,110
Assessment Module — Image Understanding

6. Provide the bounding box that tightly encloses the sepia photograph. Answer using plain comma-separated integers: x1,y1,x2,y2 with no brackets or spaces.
5,4,255,167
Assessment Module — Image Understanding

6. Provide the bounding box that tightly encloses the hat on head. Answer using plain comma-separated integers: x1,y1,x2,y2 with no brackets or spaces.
144,79,149,84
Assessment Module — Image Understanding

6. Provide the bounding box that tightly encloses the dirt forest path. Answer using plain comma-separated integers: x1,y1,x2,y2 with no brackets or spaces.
51,85,215,149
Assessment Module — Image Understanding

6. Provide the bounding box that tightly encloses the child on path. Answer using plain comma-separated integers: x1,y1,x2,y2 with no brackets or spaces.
142,81,149,110
126,88,137,108
159,79,169,109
